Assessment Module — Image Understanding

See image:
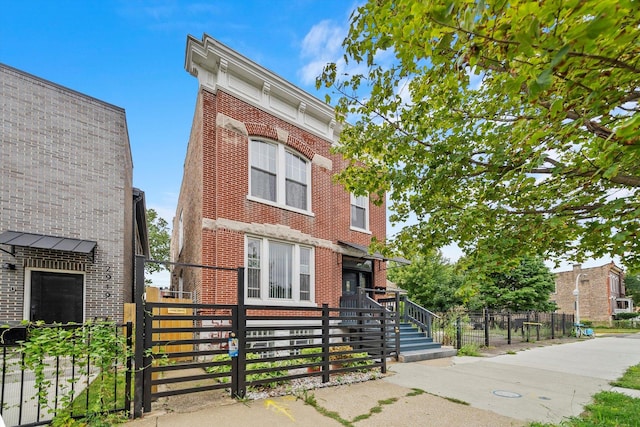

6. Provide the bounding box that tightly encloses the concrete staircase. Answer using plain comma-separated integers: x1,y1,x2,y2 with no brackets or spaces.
394,323,456,362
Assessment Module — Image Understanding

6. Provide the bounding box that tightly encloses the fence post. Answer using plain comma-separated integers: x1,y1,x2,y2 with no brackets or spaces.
235,267,247,398
507,312,511,345
456,317,462,349
551,313,555,339
381,309,387,374
562,313,566,336
133,255,145,418
125,321,133,416
142,301,152,413
322,304,330,383
484,309,490,347
394,298,401,360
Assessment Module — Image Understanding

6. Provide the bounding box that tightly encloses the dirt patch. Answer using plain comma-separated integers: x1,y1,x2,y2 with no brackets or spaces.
149,368,235,415
478,336,580,357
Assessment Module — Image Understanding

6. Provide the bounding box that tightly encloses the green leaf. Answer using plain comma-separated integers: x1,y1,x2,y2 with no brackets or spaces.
550,44,570,68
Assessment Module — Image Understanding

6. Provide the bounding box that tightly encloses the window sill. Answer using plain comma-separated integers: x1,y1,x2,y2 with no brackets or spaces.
349,226,372,234
247,195,315,217
245,299,317,308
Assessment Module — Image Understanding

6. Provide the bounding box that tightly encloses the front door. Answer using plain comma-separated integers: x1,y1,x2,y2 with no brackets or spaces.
30,271,84,323
342,271,359,296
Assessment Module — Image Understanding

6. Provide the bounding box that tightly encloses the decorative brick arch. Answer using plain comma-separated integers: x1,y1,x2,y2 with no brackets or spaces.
286,135,315,161
246,122,316,161
245,123,279,141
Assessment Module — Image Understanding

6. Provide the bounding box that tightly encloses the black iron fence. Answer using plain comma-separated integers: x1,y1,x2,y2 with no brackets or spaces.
0,322,132,427
139,301,392,414
431,310,575,349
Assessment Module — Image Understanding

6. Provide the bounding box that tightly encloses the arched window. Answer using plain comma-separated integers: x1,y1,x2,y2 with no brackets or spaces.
249,139,311,213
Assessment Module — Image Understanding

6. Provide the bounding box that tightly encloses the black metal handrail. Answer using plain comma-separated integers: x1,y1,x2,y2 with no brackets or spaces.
402,297,439,338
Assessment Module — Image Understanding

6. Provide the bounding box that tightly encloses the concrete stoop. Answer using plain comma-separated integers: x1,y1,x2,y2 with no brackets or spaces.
398,347,457,363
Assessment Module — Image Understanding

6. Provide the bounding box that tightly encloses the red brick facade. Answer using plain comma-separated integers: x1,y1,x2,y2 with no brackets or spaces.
172,36,386,309
553,262,630,323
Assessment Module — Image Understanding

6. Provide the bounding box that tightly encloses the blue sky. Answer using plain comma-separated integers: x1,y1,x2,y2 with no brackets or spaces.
0,1,615,278
0,0,355,223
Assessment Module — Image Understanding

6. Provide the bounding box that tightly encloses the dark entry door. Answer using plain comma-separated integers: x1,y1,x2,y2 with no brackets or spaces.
31,271,83,323
341,270,372,296
342,271,359,295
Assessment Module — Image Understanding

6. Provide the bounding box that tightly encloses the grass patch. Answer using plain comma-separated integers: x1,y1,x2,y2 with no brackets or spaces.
51,369,129,426
611,364,640,390
457,344,482,357
534,364,640,426
297,390,352,426
70,369,128,414
299,386,427,425
406,388,425,397
560,391,640,426
443,396,470,405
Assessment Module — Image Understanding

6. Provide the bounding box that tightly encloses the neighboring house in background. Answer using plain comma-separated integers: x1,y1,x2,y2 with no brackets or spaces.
553,262,633,323
0,64,149,324
170,34,387,321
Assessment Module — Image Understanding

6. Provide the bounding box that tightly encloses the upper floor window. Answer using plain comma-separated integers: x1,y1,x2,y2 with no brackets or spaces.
249,140,310,213
350,193,369,231
246,236,314,304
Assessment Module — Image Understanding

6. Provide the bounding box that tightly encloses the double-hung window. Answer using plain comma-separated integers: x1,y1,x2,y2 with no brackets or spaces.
250,139,310,213
350,193,369,231
246,236,314,304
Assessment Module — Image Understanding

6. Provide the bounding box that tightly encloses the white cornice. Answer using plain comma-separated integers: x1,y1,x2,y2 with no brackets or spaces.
185,34,341,144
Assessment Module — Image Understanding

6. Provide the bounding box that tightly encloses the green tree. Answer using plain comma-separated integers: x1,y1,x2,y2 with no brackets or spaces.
319,0,640,273
468,257,557,312
624,274,640,306
146,208,170,279
387,251,463,312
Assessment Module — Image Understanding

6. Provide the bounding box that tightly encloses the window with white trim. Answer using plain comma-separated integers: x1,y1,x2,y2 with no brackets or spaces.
290,329,315,355
249,139,310,212
245,236,314,303
350,193,369,231
246,330,275,358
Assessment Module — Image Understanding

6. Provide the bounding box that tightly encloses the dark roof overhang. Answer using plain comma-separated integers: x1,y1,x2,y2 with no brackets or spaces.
0,230,97,262
337,240,410,265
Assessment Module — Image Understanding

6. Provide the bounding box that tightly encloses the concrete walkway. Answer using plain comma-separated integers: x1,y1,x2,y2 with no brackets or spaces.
386,334,640,424
123,334,640,426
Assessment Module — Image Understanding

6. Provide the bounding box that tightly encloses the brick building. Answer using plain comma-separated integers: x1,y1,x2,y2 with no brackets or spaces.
170,35,387,314
553,262,632,323
0,64,148,323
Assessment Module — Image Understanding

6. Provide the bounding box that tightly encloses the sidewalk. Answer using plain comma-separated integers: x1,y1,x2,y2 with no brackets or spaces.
123,376,524,427
124,334,640,426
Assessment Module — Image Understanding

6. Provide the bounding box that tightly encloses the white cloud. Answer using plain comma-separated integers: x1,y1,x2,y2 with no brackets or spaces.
298,20,347,85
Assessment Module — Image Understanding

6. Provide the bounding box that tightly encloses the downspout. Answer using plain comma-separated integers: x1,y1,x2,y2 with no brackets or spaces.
132,190,144,302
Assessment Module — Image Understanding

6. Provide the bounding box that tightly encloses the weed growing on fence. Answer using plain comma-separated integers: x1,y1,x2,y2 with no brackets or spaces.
1,321,130,425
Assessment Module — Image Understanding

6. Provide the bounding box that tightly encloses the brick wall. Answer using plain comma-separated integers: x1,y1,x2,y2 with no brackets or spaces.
171,91,205,300
172,87,386,307
554,263,623,322
0,64,133,322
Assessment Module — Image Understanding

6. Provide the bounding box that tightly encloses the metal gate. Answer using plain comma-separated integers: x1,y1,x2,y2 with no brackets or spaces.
132,256,391,418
